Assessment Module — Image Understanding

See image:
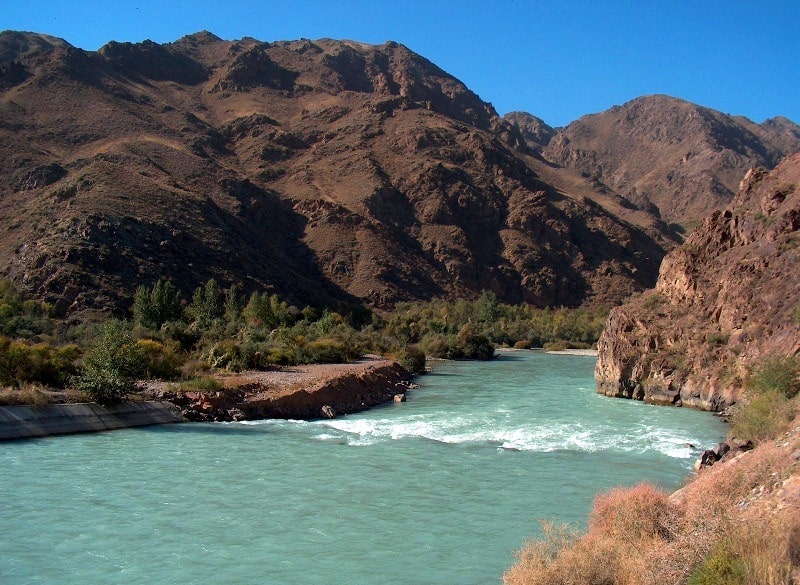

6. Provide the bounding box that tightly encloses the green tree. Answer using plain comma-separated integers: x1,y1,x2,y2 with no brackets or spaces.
243,291,274,328
187,279,225,328
132,279,182,329
72,320,147,404
224,283,244,327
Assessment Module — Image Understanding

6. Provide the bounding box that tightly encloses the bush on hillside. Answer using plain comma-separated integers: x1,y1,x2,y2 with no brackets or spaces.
729,390,794,444
730,354,800,444
747,355,800,399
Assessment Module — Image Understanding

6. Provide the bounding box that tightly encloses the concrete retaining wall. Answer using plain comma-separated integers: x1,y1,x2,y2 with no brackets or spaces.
0,401,185,440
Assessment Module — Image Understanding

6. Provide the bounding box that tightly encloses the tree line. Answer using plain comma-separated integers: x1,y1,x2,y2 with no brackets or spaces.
0,279,609,404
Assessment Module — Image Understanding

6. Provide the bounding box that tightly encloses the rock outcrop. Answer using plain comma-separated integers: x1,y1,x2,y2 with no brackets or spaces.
595,153,800,410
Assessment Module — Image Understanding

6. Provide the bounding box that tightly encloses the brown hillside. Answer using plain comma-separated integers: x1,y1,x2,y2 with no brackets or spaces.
595,153,800,410
0,32,668,315
533,95,800,232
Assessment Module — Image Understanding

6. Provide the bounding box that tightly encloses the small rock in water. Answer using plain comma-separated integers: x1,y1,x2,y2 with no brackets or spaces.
393,393,406,403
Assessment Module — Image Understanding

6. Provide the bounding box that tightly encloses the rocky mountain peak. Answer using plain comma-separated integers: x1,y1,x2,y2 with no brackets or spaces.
504,112,556,151
0,31,795,317
0,30,73,63
0,30,674,315
531,94,800,231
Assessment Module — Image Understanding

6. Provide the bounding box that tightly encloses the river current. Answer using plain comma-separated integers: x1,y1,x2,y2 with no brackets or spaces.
0,351,726,584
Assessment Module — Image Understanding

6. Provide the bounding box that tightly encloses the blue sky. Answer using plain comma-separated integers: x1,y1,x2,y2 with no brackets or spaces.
3,1,798,127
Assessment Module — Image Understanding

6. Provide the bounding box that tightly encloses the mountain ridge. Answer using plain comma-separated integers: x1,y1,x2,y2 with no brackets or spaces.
0,31,796,316
507,94,800,232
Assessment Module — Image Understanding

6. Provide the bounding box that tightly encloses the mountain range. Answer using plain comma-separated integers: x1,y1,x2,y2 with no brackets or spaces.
1,31,798,316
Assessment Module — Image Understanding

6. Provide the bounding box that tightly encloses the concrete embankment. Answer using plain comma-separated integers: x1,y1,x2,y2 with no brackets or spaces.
0,401,184,440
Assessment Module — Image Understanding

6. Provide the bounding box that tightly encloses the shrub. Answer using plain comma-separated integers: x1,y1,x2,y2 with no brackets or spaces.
72,320,147,404
747,355,800,399
589,482,678,544
729,390,793,444
177,377,222,392
421,333,458,359
460,332,495,360
0,337,79,387
180,358,213,379
396,344,426,373
135,339,181,380
688,540,746,585
643,293,664,309
455,325,495,360
543,340,568,352
505,484,680,585
707,332,730,346
513,340,532,349
729,354,800,444
301,338,353,364
17,384,53,408
202,339,241,370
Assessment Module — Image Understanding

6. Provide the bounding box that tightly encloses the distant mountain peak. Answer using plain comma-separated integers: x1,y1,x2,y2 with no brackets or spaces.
511,94,800,229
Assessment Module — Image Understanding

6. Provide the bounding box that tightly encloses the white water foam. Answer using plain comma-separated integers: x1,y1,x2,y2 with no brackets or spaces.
309,415,704,458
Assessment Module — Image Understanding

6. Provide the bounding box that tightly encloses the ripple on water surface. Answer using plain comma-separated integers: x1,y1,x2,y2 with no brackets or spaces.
0,352,726,585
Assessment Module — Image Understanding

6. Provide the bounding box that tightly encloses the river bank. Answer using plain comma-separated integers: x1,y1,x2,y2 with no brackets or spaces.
0,356,413,440
504,413,800,584
157,356,414,422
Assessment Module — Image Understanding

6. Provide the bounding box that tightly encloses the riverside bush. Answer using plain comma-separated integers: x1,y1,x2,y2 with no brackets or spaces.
72,320,147,404
0,279,56,338
395,344,426,373
135,339,181,380
505,483,683,585
0,337,79,387
729,390,794,444
688,540,746,585
730,354,800,444
747,355,800,399
300,338,354,364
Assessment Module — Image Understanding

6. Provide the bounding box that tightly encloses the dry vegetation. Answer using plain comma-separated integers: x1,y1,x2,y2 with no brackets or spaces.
505,406,800,585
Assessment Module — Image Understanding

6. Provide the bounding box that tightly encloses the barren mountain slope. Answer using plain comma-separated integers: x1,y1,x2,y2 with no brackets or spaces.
517,95,800,232
0,32,667,314
595,153,800,410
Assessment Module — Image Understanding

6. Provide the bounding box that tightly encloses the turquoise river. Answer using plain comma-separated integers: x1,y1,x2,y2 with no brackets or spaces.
0,351,727,584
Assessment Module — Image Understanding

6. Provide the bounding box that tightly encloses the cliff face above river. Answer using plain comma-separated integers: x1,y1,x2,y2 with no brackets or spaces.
595,153,800,410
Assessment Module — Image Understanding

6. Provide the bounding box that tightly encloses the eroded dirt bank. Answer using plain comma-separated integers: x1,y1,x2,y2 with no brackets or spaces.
155,356,414,422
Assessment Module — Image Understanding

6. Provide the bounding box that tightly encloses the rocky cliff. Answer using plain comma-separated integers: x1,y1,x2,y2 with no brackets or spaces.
595,153,800,410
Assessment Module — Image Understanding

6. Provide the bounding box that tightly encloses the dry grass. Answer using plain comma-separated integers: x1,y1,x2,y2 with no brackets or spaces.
0,384,52,407
505,419,800,585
